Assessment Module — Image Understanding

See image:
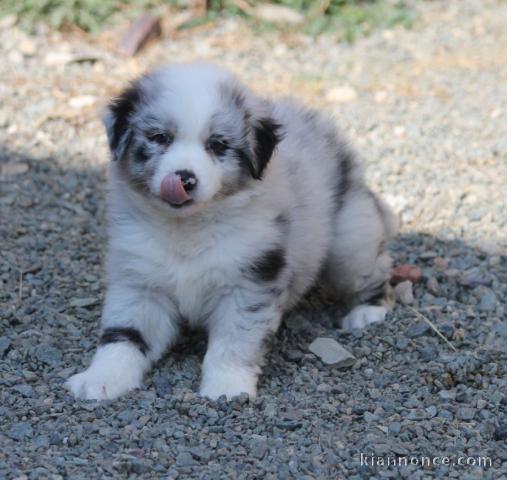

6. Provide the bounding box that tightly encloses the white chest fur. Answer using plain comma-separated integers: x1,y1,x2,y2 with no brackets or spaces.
107,202,281,323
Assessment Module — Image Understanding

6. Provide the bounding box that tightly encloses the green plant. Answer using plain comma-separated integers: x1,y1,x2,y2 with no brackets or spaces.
0,0,416,38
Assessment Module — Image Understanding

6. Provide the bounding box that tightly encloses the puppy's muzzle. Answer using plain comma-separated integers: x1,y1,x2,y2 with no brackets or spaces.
160,170,197,207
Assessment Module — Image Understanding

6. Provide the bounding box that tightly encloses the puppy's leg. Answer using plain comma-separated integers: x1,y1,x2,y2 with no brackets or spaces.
200,287,282,400
66,284,178,400
325,187,398,330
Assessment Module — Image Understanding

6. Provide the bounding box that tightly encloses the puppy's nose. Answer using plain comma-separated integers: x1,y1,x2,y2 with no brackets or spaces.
175,170,198,192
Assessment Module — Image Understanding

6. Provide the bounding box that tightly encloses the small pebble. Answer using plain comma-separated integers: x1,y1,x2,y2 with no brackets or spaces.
458,407,476,420
8,422,33,441
478,289,497,312
69,297,99,308
426,277,440,296
394,280,414,305
388,422,401,434
404,321,430,338
433,257,449,270
33,345,62,366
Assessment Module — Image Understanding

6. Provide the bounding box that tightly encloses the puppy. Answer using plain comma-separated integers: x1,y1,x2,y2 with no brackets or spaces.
66,62,398,401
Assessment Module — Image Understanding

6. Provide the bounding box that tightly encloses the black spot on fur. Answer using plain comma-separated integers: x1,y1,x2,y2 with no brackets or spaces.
249,248,286,282
335,150,354,210
235,146,257,179
135,144,149,163
99,327,149,355
106,84,141,159
252,118,282,179
275,213,289,226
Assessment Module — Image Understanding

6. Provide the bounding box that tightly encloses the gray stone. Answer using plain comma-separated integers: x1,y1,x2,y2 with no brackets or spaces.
404,321,430,338
460,269,492,288
458,407,476,420
438,409,454,420
250,435,268,459
420,345,438,361
438,389,457,401
152,373,172,397
32,435,50,449
8,422,33,441
388,422,401,434
176,451,194,466
407,409,427,420
33,345,62,366
263,403,277,418
490,391,504,405
0,337,11,357
426,277,440,296
49,432,63,445
188,446,211,462
426,405,438,418
394,280,414,305
69,297,100,308
13,384,34,397
308,338,356,367
478,289,497,312
363,412,378,422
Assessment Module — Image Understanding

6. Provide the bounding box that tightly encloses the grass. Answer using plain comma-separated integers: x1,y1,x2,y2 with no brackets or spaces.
0,0,416,39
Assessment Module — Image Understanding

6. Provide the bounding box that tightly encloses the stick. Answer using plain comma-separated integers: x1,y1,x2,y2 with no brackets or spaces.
18,269,23,301
407,306,457,352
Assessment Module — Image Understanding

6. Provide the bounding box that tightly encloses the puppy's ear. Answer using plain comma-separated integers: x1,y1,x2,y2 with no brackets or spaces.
103,84,140,161
250,117,283,179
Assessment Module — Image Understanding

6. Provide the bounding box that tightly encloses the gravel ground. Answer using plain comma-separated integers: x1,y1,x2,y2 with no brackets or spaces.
1,0,506,478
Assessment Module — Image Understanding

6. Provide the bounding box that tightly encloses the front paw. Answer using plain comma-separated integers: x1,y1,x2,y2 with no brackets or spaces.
200,364,258,400
65,343,147,400
66,367,142,401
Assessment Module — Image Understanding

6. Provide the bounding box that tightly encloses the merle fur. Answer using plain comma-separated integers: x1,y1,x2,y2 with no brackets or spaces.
334,149,354,210
107,84,141,160
248,248,286,282
99,327,149,355
252,118,283,179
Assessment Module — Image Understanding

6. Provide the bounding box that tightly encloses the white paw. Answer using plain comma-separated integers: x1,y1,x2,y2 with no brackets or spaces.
66,368,142,401
341,305,386,330
65,343,148,401
200,364,258,401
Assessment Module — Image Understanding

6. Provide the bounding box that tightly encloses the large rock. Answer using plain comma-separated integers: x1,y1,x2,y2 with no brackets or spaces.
308,338,356,368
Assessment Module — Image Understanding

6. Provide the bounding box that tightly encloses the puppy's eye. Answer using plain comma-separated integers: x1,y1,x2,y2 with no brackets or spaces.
206,137,229,156
147,132,173,146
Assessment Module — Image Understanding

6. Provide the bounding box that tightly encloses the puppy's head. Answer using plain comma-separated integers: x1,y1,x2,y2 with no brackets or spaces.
104,63,281,214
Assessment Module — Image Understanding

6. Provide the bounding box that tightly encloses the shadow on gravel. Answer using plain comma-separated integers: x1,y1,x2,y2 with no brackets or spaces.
1,146,506,373
2,147,506,477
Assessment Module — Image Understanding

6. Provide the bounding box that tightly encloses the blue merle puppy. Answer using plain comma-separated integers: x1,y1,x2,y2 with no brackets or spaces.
66,62,398,401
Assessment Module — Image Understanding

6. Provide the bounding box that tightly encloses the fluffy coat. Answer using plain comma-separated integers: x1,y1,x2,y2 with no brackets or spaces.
66,63,398,400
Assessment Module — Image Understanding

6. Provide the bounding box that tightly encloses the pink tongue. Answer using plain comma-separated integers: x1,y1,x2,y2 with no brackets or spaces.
160,173,191,205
